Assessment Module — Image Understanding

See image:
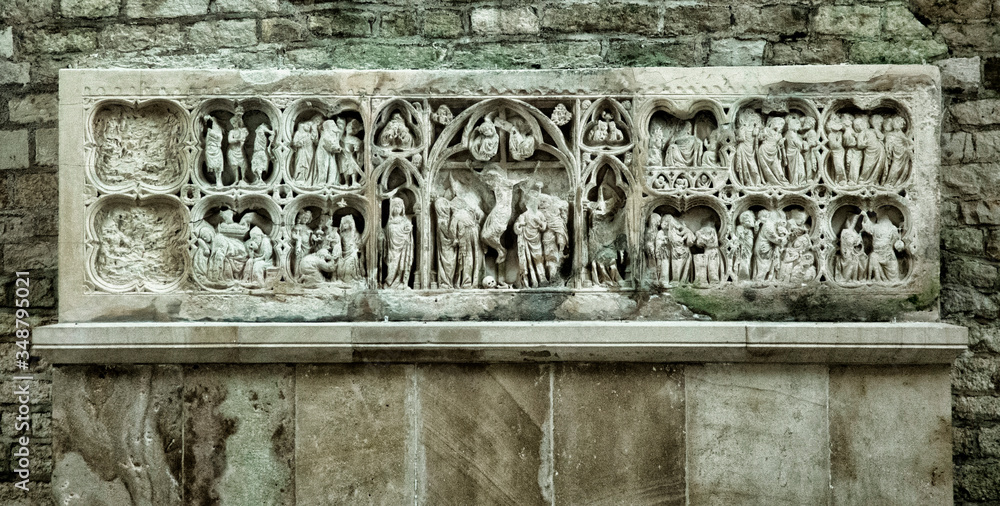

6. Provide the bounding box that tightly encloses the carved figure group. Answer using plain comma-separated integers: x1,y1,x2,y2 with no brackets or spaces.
193,208,276,287
514,183,569,288
747,208,816,283
586,110,626,147
732,109,821,186
648,115,727,169
97,206,185,287
827,112,910,186
291,209,364,285
202,108,276,187
835,212,906,283
96,104,184,186
292,115,365,187
435,190,485,289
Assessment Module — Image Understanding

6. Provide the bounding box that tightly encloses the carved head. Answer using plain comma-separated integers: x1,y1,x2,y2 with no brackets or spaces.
786,116,801,132
296,210,313,225
853,116,868,131
739,210,756,228
389,197,405,217
483,276,497,289
340,215,357,234
801,116,816,132
870,114,884,130
648,213,661,230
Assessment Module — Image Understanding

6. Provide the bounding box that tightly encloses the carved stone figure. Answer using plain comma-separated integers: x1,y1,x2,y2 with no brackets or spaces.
860,114,886,183
784,115,806,185
379,112,414,150
550,103,572,126
539,192,569,281
835,213,867,283
204,116,225,188
242,226,274,285
648,124,667,167
883,116,911,185
733,210,755,281
664,121,699,167
250,123,273,185
315,119,343,185
827,115,847,183
514,183,548,288
382,198,413,288
693,224,722,285
434,197,457,288
778,210,813,283
863,213,904,282
644,213,662,282
753,209,787,281
756,116,787,185
477,164,524,276
665,215,695,283
339,119,363,187
431,105,453,125
299,249,336,285
227,111,249,184
505,117,536,161
586,185,624,287
193,223,214,280
801,116,821,180
94,103,184,188
338,215,364,283
450,194,484,288
844,114,862,183
734,110,762,186
470,113,500,161
292,210,313,277
292,117,319,184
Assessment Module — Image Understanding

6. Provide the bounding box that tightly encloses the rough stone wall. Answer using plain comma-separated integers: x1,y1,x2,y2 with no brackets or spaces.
0,0,997,503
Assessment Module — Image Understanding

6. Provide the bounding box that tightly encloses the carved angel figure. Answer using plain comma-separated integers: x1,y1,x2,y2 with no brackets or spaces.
470,114,500,161
382,198,413,288
648,124,667,167
379,112,414,150
503,117,536,161
204,116,225,188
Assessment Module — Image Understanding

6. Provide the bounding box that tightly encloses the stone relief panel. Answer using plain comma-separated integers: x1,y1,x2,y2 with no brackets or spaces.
68,69,934,308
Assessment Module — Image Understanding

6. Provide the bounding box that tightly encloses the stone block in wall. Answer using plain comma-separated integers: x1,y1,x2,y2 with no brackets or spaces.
687,364,829,504
125,0,209,19
51,365,183,505
938,57,982,93
187,19,257,49
812,5,880,38
554,364,685,504
0,61,29,84
60,0,118,18
295,364,411,505
424,10,464,38
0,130,29,169
418,364,549,504
0,27,13,59
829,366,953,504
183,365,294,505
9,94,57,124
35,128,58,167
471,7,540,36
540,4,659,34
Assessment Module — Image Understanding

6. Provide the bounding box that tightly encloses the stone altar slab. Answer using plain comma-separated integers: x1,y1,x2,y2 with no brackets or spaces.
57,66,942,323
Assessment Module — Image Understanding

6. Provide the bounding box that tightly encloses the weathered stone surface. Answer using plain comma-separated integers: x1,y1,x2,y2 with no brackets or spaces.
419,364,548,505
732,5,807,38
951,99,1000,125
35,128,57,166
0,26,13,59
13,174,57,209
939,22,1000,52
944,255,999,289
687,364,829,504
987,229,1000,260
260,18,309,44
0,130,29,169
212,0,281,14
662,5,730,37
939,57,982,93
850,39,949,65
943,284,999,319
942,227,984,255
829,366,952,504
8,94,57,124
0,61,29,84
955,395,1000,424
554,364,685,505
449,41,603,68
296,364,410,505
424,10,464,38
910,0,992,22
953,353,1000,393
472,7,540,35
884,5,933,38
606,38,705,67
956,459,1000,502
98,24,184,52
813,5,880,38
61,0,118,18
188,19,257,49
708,38,766,66
307,11,373,37
382,11,418,37
0,0,55,25
541,4,659,34
126,0,209,18
287,43,437,69
183,365,294,506
51,365,182,505
22,29,97,54
768,38,847,65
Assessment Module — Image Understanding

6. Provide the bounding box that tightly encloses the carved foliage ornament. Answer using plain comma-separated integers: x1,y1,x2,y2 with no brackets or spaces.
75,70,934,295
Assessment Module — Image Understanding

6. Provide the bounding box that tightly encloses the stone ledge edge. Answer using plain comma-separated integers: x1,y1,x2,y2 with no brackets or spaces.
34,322,966,364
